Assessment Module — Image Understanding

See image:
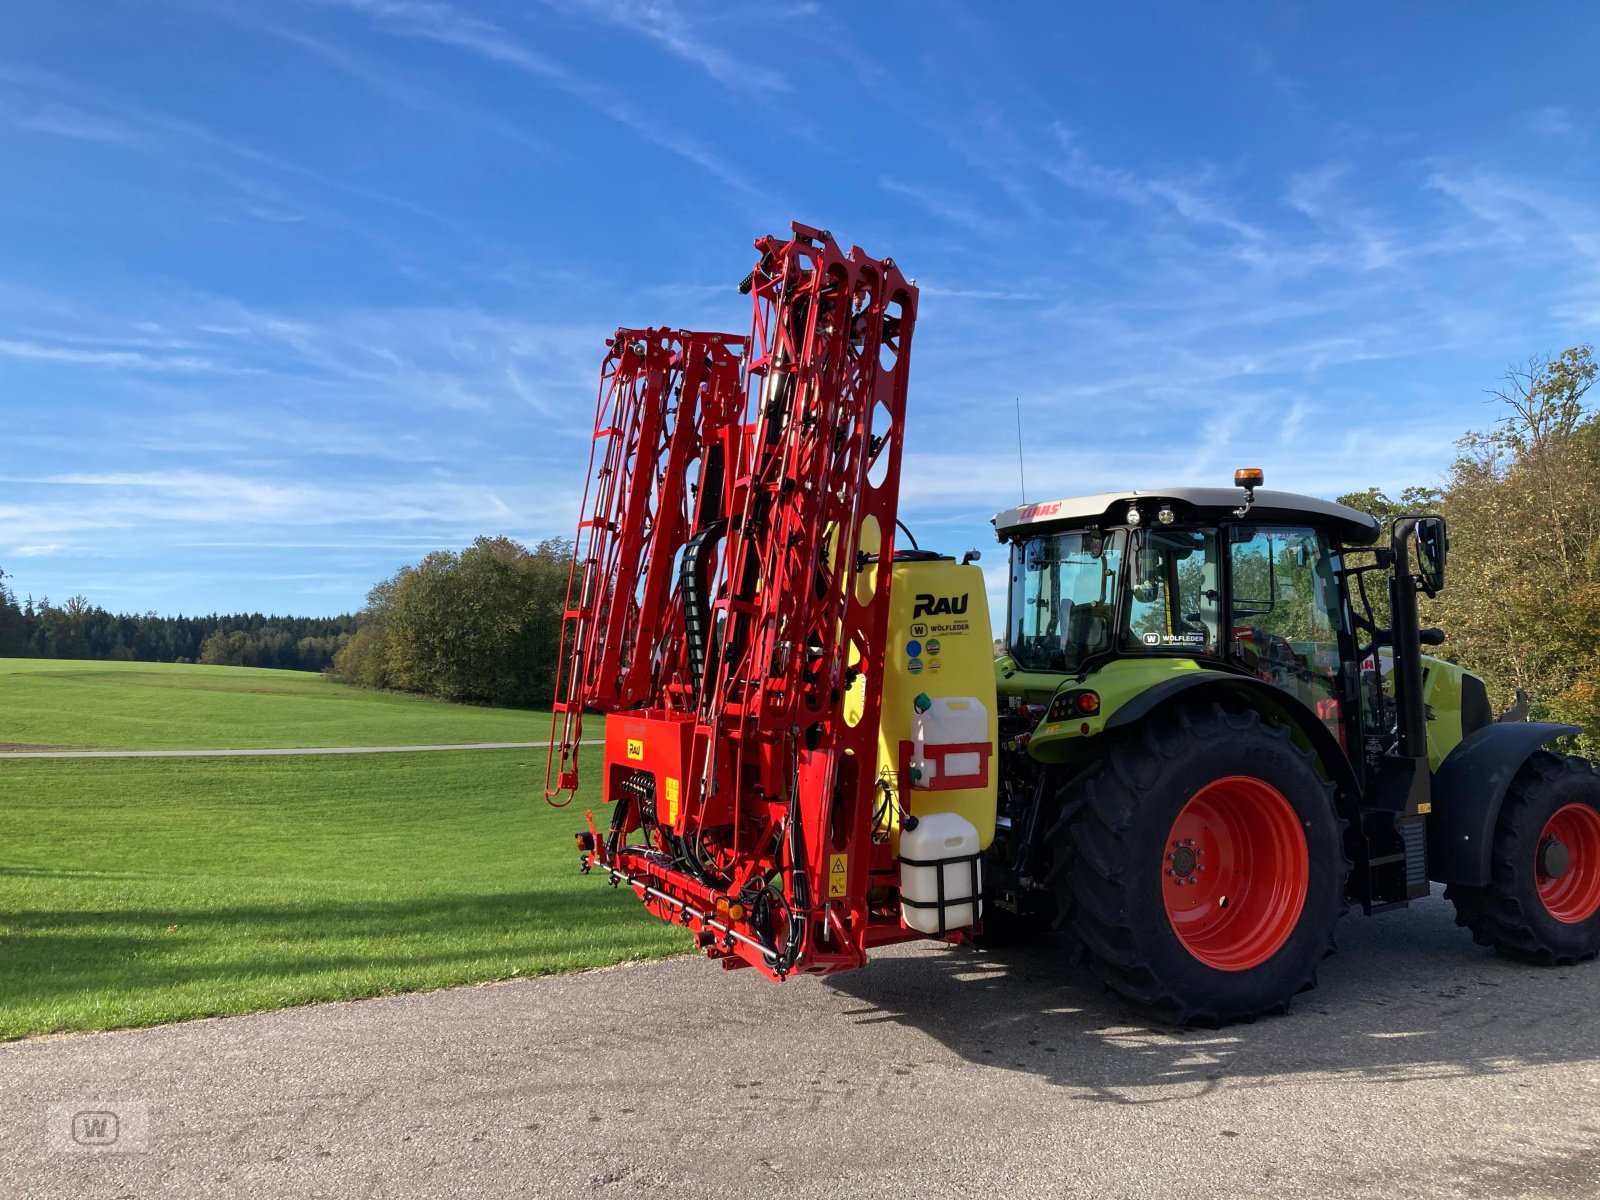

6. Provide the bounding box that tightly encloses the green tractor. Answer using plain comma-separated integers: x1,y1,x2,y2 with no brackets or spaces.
984,470,1600,1023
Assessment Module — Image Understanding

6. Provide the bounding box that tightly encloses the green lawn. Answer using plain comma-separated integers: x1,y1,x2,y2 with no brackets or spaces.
0,747,688,1039
0,658,563,750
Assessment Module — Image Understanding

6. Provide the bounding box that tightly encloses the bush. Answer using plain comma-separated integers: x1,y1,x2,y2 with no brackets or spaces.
335,536,571,708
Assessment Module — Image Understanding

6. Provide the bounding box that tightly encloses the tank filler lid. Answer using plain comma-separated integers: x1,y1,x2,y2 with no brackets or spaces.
991,487,1381,546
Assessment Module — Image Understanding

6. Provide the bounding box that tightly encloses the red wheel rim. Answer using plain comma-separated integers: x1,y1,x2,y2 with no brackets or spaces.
1537,803,1600,924
1162,776,1309,972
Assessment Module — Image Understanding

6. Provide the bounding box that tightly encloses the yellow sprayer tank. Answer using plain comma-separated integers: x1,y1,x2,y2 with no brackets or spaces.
876,556,998,849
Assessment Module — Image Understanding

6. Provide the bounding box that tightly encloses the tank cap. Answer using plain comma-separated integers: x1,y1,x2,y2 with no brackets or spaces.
913,692,932,714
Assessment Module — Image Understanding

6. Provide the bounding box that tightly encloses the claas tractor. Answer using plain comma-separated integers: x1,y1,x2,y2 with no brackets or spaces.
546,222,1600,1024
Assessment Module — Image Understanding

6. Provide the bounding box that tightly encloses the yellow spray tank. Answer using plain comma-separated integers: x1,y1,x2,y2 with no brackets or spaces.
871,554,999,849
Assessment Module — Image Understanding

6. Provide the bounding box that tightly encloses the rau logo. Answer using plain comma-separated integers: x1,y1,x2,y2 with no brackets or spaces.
913,593,969,619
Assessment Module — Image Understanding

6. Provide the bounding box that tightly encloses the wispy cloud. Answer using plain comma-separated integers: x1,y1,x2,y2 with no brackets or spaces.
211,6,554,158
0,337,234,373
532,0,795,94
307,0,766,198
0,94,147,146
3,468,579,539
1528,106,1577,140
878,176,1006,239
0,61,459,229
1427,170,1600,267
1044,125,1264,243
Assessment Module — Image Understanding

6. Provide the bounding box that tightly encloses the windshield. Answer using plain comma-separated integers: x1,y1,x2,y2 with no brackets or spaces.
1008,530,1123,672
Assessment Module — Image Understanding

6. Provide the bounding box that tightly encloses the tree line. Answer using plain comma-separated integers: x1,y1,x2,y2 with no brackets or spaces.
1339,345,1598,754
0,580,355,671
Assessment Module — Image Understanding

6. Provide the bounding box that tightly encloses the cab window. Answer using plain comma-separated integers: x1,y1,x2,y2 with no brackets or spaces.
1123,528,1221,655
1228,525,1349,741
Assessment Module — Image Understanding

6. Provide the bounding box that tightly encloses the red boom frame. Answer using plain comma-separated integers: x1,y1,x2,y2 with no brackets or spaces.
547,223,921,978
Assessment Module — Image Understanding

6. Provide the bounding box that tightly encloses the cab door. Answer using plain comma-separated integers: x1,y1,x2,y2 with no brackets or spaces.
1225,524,1358,753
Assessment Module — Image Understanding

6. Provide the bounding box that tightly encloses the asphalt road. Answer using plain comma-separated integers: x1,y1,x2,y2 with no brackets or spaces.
4,894,1599,1200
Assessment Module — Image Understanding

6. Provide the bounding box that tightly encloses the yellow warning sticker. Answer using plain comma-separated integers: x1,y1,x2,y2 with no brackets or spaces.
829,853,848,898
626,738,644,761
665,776,681,825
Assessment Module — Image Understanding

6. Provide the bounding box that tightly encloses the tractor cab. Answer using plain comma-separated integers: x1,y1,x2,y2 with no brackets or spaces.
993,476,1385,765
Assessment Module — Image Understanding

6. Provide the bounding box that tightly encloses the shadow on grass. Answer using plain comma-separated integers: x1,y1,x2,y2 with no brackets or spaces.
823,897,1600,1103
0,866,169,881
0,887,689,1034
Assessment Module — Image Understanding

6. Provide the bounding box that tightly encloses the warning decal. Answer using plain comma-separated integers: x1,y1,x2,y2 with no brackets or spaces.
665,776,681,824
829,854,848,898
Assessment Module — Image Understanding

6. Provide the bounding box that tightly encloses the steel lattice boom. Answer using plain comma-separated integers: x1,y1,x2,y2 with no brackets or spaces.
546,222,918,977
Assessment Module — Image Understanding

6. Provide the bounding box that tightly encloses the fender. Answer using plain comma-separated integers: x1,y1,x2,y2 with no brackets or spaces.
1103,671,1363,805
1427,721,1580,886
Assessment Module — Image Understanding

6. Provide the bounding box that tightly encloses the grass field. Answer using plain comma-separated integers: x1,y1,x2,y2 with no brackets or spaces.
0,657,557,749
0,748,688,1039
0,661,677,1040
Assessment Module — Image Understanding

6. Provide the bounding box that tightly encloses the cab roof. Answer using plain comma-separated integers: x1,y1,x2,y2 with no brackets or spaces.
992,488,1382,546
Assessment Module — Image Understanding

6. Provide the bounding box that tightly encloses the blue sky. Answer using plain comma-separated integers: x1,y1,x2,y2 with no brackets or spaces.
3,2,1597,619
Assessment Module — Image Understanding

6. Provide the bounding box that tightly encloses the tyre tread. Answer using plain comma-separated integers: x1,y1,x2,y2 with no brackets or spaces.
1048,700,1350,1025
1446,751,1600,966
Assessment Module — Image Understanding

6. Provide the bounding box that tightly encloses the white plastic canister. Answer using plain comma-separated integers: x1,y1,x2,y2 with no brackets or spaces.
899,811,983,934
910,696,991,790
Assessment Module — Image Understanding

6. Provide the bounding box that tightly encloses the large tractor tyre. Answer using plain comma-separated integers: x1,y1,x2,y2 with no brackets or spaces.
1058,701,1349,1026
1446,752,1600,966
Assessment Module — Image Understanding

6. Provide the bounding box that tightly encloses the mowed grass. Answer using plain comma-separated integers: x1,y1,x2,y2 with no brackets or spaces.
0,657,561,750
0,747,689,1039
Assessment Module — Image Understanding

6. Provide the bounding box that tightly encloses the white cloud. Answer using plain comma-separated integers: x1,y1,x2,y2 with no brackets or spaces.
0,338,233,373
309,0,767,198
879,176,1007,239
1529,106,1576,139
0,96,147,146
531,0,793,94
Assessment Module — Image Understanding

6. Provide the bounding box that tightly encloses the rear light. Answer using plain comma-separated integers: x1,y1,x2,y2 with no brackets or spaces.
1048,690,1102,721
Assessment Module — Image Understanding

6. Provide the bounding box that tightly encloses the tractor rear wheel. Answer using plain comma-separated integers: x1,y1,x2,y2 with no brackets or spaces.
1056,701,1349,1025
1446,752,1600,965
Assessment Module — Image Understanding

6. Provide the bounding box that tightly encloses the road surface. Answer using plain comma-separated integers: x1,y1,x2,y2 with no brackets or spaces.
3,894,1598,1199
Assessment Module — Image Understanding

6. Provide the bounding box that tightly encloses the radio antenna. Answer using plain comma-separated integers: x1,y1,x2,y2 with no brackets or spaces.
1015,397,1027,502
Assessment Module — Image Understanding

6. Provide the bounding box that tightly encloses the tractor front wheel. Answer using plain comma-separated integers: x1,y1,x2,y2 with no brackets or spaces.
1058,701,1349,1025
1446,752,1600,965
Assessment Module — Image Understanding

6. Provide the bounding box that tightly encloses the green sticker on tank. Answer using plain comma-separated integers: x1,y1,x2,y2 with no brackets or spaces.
926,638,941,656
907,658,924,675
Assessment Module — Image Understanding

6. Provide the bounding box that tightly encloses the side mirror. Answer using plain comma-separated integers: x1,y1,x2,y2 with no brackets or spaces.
1415,517,1448,596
